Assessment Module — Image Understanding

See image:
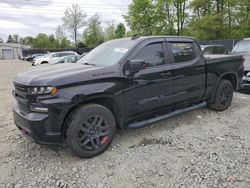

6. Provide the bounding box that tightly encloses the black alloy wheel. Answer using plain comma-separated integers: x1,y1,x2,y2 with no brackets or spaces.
77,115,110,151
218,84,233,106
66,104,116,158
208,79,234,111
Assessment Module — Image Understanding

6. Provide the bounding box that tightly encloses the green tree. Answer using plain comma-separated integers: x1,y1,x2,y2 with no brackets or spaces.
49,35,55,46
77,42,86,47
62,4,87,47
32,33,51,49
124,0,250,40
60,38,71,48
186,0,250,39
154,0,176,35
83,14,104,48
104,23,116,41
6,35,14,43
174,0,188,35
115,23,126,38
124,0,155,35
187,0,227,39
231,0,250,38
21,36,33,46
12,34,19,43
124,0,188,36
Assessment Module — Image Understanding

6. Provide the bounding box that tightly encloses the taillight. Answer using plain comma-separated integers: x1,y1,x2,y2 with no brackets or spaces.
241,57,245,65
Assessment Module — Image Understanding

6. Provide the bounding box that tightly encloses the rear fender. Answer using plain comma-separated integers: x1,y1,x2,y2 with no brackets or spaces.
206,72,238,104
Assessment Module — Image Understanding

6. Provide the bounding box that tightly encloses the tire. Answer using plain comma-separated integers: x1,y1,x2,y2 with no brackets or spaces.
41,61,48,64
66,104,116,158
208,79,234,111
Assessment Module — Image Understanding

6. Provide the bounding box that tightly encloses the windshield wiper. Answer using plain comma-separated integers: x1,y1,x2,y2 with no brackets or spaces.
83,62,96,66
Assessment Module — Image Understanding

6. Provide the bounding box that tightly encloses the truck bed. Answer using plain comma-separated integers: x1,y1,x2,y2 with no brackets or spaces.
205,54,243,64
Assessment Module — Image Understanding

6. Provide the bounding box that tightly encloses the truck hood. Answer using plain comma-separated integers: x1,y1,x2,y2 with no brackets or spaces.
14,63,102,86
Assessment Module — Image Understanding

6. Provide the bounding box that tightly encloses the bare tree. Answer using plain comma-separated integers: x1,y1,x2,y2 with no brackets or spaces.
55,25,65,42
62,4,86,47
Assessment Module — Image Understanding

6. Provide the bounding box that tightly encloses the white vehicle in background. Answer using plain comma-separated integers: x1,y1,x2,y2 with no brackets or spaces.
32,51,77,66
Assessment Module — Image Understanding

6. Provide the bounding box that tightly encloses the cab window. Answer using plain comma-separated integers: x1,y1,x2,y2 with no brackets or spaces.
170,42,196,63
131,43,164,67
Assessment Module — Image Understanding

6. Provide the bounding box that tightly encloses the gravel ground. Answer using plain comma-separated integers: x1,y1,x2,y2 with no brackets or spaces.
0,60,250,188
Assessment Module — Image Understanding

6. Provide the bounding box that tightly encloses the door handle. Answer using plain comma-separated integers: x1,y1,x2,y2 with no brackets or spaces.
161,72,172,77
196,67,205,70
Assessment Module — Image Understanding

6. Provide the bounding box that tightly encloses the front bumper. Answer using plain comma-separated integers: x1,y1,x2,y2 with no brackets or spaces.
13,103,63,145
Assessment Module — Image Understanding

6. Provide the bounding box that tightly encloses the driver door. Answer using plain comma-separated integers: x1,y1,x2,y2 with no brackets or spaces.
122,39,174,120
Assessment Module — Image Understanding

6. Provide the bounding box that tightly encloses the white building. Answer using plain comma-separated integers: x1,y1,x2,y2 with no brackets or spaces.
0,43,31,60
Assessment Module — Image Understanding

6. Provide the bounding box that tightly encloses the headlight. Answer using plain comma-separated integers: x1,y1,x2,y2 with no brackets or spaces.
28,86,57,95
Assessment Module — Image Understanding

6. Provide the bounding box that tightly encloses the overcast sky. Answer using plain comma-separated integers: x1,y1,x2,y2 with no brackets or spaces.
0,0,131,41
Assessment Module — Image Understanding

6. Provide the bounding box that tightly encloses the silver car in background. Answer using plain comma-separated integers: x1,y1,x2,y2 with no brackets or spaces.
32,51,77,66
231,38,250,93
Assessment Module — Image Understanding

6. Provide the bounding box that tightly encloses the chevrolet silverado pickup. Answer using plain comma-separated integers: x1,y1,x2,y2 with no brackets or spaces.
13,36,244,158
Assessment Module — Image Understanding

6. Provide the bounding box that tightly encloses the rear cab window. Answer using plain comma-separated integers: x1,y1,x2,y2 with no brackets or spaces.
213,46,226,54
170,42,197,63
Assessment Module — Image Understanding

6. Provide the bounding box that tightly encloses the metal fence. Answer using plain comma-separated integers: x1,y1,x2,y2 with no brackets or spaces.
198,39,242,51
22,47,92,56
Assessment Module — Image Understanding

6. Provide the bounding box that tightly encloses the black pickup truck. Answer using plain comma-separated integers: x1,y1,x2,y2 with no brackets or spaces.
13,36,244,158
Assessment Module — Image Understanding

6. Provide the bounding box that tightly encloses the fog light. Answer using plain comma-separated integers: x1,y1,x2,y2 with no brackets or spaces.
30,106,48,112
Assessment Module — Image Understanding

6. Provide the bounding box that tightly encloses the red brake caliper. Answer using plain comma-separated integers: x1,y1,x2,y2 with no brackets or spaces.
101,136,109,144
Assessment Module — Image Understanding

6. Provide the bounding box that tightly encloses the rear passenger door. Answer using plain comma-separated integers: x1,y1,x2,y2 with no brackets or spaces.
167,41,206,104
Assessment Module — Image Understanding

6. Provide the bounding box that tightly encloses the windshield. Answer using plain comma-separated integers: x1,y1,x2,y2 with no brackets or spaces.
77,39,136,66
232,41,250,54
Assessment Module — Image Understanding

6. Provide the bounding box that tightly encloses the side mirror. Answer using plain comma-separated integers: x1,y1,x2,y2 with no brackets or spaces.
129,59,145,73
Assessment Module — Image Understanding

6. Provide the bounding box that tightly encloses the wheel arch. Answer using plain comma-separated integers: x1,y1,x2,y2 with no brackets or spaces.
62,95,123,137
220,73,237,90
207,72,237,104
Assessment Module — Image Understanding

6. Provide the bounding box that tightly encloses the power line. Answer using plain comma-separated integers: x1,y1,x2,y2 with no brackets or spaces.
0,0,128,9
0,6,126,16
0,14,124,24
0,9,125,18
0,12,122,22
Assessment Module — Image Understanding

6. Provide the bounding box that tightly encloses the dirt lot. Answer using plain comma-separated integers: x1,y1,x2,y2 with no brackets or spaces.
0,60,250,188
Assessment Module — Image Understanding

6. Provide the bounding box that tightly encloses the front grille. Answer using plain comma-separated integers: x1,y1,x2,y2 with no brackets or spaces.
13,83,33,114
14,83,28,93
17,100,30,114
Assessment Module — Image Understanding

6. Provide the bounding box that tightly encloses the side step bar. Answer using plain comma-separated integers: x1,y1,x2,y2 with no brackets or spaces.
128,101,207,129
